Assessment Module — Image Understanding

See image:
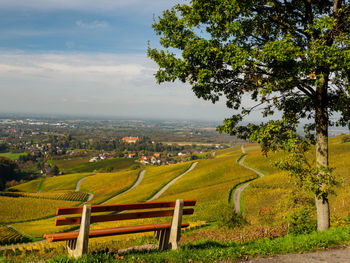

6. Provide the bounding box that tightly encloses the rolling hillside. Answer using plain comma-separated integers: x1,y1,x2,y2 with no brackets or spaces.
2,140,350,262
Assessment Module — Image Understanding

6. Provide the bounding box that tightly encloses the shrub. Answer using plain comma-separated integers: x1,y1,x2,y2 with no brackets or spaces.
341,135,350,143
288,208,316,235
217,205,247,228
129,164,140,170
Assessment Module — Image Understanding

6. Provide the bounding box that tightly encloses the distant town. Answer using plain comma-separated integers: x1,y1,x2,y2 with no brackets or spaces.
0,115,240,185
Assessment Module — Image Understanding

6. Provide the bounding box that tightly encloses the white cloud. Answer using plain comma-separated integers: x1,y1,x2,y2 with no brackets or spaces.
0,51,232,120
76,20,108,29
0,0,183,12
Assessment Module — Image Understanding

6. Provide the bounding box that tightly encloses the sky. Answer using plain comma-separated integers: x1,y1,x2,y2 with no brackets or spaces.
0,0,236,121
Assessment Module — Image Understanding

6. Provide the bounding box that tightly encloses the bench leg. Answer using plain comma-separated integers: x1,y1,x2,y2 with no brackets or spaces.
155,229,170,250
67,204,91,258
169,199,184,250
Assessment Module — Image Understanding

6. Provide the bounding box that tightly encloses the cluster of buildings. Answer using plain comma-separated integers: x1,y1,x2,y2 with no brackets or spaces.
89,152,115,162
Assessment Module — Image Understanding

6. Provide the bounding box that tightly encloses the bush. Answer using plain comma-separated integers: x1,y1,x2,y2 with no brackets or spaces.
341,135,350,143
288,208,316,235
129,164,140,170
218,205,247,228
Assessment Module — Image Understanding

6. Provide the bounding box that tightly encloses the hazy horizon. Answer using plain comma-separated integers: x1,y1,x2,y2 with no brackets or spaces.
0,0,242,122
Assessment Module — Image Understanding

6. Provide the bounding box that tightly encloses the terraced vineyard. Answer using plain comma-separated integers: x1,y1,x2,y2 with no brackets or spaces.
54,157,136,173
0,196,78,224
0,226,30,245
9,179,43,193
242,135,350,226
40,172,94,192
80,170,139,204
3,140,350,262
104,162,193,204
4,191,89,202
157,146,257,222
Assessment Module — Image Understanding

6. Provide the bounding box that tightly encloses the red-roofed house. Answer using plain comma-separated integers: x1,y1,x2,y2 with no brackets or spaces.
122,137,139,143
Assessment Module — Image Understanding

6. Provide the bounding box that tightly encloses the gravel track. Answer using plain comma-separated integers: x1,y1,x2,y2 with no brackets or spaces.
233,145,264,213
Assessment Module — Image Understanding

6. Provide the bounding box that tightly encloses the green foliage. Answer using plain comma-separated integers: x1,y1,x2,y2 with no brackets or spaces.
149,1,350,231
249,120,337,199
217,205,247,229
0,157,20,190
0,152,27,160
288,208,317,235
149,1,350,136
341,135,350,143
129,163,140,170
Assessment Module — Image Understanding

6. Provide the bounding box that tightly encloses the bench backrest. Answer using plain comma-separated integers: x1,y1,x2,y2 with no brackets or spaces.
55,200,196,226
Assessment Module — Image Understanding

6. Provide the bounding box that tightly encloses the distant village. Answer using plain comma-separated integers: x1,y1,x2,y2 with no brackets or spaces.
88,137,213,166
0,117,233,178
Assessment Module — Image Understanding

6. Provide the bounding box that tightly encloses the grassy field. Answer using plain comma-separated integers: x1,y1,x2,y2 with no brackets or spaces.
0,152,27,160
9,178,43,193
40,172,93,192
80,170,139,204
104,162,192,204
83,147,255,245
2,138,349,261
157,147,257,222
54,157,136,173
242,138,350,226
0,196,78,224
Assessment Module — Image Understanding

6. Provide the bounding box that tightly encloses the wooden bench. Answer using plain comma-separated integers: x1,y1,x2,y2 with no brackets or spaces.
43,199,196,258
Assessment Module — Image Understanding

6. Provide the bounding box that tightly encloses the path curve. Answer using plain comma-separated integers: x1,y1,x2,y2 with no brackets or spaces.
75,177,85,191
101,170,145,204
233,145,264,213
147,162,198,202
75,176,94,203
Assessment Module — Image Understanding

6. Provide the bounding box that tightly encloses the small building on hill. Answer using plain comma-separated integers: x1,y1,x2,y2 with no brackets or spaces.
122,137,139,143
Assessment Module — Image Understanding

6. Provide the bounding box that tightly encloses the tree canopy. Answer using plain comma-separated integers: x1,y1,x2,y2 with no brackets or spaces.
0,157,20,190
149,0,350,230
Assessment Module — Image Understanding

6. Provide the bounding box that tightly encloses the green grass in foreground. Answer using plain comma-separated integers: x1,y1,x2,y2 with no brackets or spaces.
42,225,350,263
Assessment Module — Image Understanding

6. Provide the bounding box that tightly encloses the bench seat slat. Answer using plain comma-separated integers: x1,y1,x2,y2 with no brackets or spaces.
55,208,194,226
57,200,196,215
44,222,190,242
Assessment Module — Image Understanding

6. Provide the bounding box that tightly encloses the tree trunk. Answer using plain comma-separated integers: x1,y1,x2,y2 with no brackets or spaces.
315,70,330,231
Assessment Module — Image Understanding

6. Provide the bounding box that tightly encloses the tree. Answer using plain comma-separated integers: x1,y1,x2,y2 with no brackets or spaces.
51,165,60,176
0,157,20,190
148,0,350,231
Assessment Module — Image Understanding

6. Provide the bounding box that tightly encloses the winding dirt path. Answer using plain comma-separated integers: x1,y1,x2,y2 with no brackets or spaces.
75,175,94,203
147,162,198,202
101,170,145,204
75,177,85,191
233,145,264,213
